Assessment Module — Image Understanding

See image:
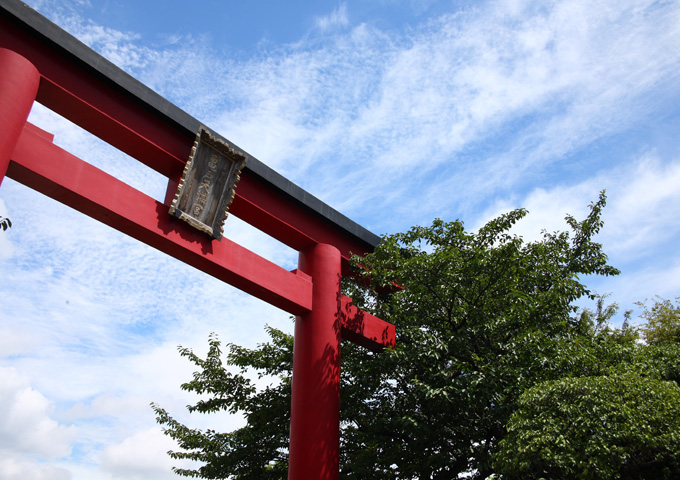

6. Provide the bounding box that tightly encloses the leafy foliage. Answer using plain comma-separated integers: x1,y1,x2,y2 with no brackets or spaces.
155,192,637,479
495,374,680,480
152,328,293,479
639,296,680,346
494,296,680,479
339,192,619,479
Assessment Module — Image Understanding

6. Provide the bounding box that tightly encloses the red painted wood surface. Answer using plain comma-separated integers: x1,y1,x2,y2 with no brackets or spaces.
289,244,342,480
340,295,396,352
0,11,375,272
0,10,398,475
8,122,395,351
0,48,40,185
8,123,313,315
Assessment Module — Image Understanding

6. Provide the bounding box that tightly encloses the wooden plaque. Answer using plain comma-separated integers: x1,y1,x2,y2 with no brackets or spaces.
169,128,247,240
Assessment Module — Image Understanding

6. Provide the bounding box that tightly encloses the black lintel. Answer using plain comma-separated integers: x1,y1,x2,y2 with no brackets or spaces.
0,0,381,251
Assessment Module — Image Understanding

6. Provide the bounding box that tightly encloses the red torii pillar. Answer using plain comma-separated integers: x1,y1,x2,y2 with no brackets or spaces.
0,47,393,480
290,244,342,479
0,49,39,185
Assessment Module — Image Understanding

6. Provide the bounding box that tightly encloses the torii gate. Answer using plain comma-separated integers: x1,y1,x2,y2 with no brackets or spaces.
0,2,395,479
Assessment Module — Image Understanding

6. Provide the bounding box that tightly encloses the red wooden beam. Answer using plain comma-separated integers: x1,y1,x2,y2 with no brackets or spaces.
340,295,395,352
8,122,396,350
8,123,313,315
0,15,190,176
0,48,40,187
0,3,380,272
290,244,343,480
0,6,399,476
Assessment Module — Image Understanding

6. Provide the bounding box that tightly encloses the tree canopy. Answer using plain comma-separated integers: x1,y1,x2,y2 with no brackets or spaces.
495,373,680,480
495,298,680,479
152,328,293,479
640,297,680,346
153,192,680,479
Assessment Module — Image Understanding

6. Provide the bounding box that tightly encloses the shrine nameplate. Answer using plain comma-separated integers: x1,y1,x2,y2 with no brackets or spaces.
169,128,247,240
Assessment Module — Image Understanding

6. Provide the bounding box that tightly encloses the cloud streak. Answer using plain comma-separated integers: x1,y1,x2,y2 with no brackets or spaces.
35,1,680,229
2,0,680,478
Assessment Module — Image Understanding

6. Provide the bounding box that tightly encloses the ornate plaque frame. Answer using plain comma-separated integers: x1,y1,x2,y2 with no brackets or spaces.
169,127,247,240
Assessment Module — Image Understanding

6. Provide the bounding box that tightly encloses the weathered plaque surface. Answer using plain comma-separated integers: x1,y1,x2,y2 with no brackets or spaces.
169,128,247,240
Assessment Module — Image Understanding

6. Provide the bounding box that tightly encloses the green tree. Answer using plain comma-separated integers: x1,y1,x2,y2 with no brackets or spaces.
639,297,680,346
152,328,293,479
494,299,680,480
154,192,620,479
0,216,11,231
338,192,619,479
495,374,680,480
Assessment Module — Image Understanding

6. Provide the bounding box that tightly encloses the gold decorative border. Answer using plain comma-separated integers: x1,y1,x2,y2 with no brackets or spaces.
169,127,247,240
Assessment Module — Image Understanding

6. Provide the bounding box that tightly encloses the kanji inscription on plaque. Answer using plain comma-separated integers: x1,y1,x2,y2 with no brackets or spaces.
169,127,247,240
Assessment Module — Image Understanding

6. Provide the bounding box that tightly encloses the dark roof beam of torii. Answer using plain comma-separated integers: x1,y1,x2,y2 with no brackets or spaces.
0,0,380,278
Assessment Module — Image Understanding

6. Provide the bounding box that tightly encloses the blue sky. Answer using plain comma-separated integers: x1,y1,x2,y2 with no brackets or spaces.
1,0,679,478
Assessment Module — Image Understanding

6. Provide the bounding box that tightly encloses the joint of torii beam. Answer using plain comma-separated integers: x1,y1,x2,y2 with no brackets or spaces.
0,3,396,480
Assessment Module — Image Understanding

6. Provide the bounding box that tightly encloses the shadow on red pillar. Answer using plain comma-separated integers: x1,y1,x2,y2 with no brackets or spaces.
0,48,40,186
289,243,342,480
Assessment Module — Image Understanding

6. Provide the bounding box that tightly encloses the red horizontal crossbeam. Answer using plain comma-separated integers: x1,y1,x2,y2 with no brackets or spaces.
340,295,395,352
8,123,397,351
8,123,313,315
1,2,395,353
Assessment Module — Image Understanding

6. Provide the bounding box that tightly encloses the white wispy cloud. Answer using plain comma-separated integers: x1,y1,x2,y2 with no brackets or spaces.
2,0,680,478
36,0,679,230
315,3,350,32
99,427,189,480
476,153,680,256
0,457,72,480
168,0,680,231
